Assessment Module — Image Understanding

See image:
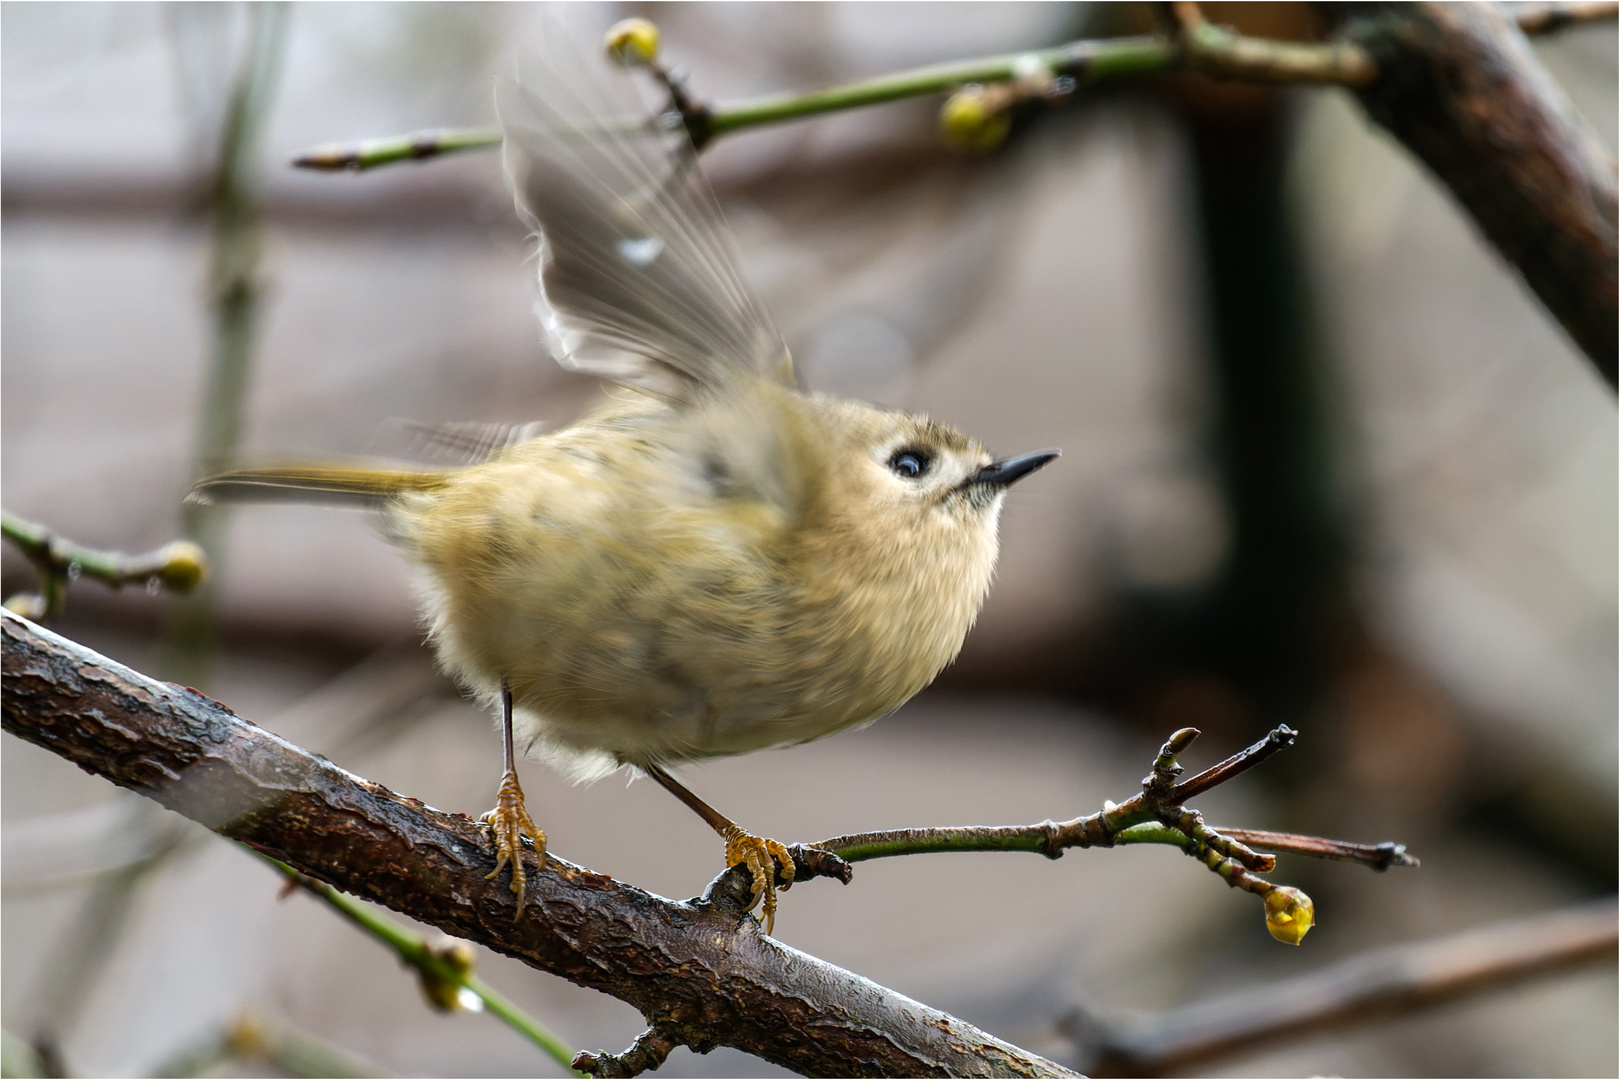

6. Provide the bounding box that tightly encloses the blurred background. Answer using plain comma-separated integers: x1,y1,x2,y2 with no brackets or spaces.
2,3,1614,1077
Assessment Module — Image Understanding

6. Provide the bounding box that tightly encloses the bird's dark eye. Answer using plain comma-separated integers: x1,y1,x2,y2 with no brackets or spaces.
888,449,930,479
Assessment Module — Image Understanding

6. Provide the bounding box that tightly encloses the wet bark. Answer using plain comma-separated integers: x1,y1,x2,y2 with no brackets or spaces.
0,610,1075,1078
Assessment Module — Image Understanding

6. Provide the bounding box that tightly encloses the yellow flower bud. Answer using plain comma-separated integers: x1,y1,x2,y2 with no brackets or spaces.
156,540,209,592
940,86,1011,154
3,593,48,620
225,1013,267,1057
418,937,478,1012
604,18,660,68
1263,885,1315,945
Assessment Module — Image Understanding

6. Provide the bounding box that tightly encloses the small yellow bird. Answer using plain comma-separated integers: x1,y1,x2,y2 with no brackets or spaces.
193,31,1057,932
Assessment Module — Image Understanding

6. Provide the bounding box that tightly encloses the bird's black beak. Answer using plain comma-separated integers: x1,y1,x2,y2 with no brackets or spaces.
968,449,1061,489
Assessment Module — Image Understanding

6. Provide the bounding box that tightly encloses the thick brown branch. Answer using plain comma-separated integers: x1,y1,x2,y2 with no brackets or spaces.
0,611,1076,1079
1070,896,1618,1075
1332,2,1618,385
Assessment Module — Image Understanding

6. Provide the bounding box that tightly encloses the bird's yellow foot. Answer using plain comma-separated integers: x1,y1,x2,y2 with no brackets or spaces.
480,769,545,920
723,825,794,935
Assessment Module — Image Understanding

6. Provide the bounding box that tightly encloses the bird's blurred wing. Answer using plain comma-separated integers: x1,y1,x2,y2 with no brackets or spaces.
498,37,791,402
380,419,547,465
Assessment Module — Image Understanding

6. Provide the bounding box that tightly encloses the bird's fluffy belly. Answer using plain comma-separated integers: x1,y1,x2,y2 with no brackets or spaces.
416,556,906,780
408,497,926,781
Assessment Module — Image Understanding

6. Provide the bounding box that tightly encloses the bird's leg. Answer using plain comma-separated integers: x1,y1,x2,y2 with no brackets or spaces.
644,763,794,935
480,681,545,919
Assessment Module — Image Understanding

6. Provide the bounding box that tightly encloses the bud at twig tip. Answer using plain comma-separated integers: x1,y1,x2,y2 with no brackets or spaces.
1263,885,1315,945
157,540,210,592
604,18,661,68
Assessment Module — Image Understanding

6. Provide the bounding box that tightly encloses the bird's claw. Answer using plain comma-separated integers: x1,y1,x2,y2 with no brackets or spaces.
723,825,794,935
481,769,545,920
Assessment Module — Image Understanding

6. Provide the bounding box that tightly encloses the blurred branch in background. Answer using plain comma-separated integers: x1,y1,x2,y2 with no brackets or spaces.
0,1030,49,1080
14,809,194,1078
1066,895,1619,1075
1331,1,1618,383
165,1,290,683
146,1011,390,1079
288,3,1616,384
1512,0,1620,33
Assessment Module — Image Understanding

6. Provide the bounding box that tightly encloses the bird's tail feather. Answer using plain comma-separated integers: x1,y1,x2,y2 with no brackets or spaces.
188,466,448,508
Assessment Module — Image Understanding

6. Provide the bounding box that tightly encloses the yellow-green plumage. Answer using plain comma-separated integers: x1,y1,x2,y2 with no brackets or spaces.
198,380,1011,783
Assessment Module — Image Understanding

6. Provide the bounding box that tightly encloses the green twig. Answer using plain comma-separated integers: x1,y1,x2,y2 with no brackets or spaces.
1,1029,46,1079
815,816,1274,863
290,126,502,171
703,35,1174,136
803,727,1410,946
288,28,1359,172
261,857,582,1075
287,0,1616,173
1,510,209,620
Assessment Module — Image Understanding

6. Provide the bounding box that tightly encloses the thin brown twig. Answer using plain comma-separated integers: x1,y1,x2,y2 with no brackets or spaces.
1070,896,1619,1075
1216,828,1419,871
1170,725,1298,802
